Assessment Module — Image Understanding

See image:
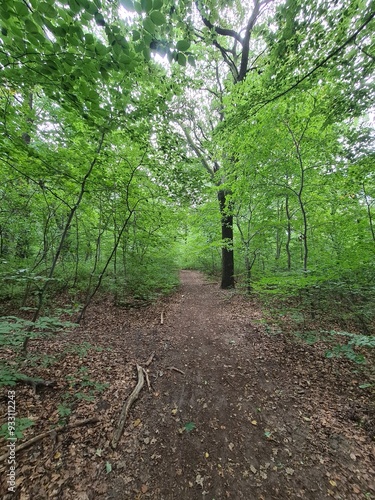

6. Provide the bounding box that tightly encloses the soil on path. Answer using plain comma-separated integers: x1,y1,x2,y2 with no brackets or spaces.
1,270,374,499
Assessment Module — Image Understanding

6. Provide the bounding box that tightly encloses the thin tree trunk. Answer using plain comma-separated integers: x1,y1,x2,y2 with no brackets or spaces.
72,213,80,288
218,189,234,288
285,195,292,270
22,132,106,353
245,250,258,293
275,200,283,260
363,182,375,242
77,162,142,321
77,205,139,322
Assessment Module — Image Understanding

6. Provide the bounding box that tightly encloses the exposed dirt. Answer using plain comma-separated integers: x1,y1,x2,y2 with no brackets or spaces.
1,270,374,499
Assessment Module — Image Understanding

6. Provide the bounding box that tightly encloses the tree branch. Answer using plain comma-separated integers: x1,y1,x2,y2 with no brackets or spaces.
197,2,243,45
178,123,215,177
253,9,375,114
238,0,262,81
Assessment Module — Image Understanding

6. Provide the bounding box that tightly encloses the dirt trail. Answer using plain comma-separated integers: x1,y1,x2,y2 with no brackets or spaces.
2,270,374,500
107,270,374,500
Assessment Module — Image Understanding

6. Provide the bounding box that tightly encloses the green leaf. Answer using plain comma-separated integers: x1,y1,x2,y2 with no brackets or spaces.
134,42,144,53
188,55,195,66
359,383,373,389
176,39,190,52
153,0,163,8
95,41,108,56
143,17,155,34
134,1,142,13
106,461,112,473
177,52,186,66
85,33,95,45
184,421,196,432
141,0,153,12
39,2,58,17
67,0,81,14
52,25,67,37
0,418,34,440
142,32,152,47
150,10,166,26
88,89,99,101
24,19,40,34
14,1,30,17
94,12,106,26
57,404,72,418
85,2,99,15
143,46,151,60
132,29,140,41
112,41,122,57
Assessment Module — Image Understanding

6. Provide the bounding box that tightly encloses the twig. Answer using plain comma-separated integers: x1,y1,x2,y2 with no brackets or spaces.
145,352,155,367
0,417,99,462
111,364,144,449
166,366,185,375
143,368,152,391
160,312,164,324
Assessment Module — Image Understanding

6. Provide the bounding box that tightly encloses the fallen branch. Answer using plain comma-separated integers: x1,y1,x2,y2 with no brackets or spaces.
111,364,144,449
0,417,99,463
166,366,185,375
18,376,56,393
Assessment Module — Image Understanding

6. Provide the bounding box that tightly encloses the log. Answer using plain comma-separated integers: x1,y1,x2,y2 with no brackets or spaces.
111,364,144,449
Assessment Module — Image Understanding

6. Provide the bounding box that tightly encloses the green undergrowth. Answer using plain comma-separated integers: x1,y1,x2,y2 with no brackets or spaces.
0,252,180,311
1,330,110,433
253,267,375,334
252,269,375,373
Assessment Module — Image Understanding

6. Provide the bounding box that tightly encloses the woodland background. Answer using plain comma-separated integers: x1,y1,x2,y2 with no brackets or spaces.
0,0,374,395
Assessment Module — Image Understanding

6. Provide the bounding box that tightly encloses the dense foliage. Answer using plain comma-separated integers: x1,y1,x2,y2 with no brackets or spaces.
0,0,374,342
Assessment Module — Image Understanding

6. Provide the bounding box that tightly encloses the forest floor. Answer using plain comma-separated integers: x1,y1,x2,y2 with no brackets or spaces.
1,270,374,500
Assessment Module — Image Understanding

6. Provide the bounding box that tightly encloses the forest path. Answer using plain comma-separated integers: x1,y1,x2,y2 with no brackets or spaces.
3,271,373,500
106,270,374,500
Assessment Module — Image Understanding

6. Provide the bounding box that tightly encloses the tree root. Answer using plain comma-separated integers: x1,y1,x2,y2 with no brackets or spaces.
0,417,99,463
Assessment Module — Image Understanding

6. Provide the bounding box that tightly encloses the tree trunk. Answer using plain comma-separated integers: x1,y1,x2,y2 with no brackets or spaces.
285,195,292,270
218,190,234,288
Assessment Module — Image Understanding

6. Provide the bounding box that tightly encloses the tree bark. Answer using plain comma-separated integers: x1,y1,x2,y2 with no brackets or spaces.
218,190,234,288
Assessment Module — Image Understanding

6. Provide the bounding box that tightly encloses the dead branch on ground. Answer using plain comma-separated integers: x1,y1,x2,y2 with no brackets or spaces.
0,417,99,463
166,366,185,375
111,364,144,449
18,376,56,393
145,352,155,367
143,368,152,391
